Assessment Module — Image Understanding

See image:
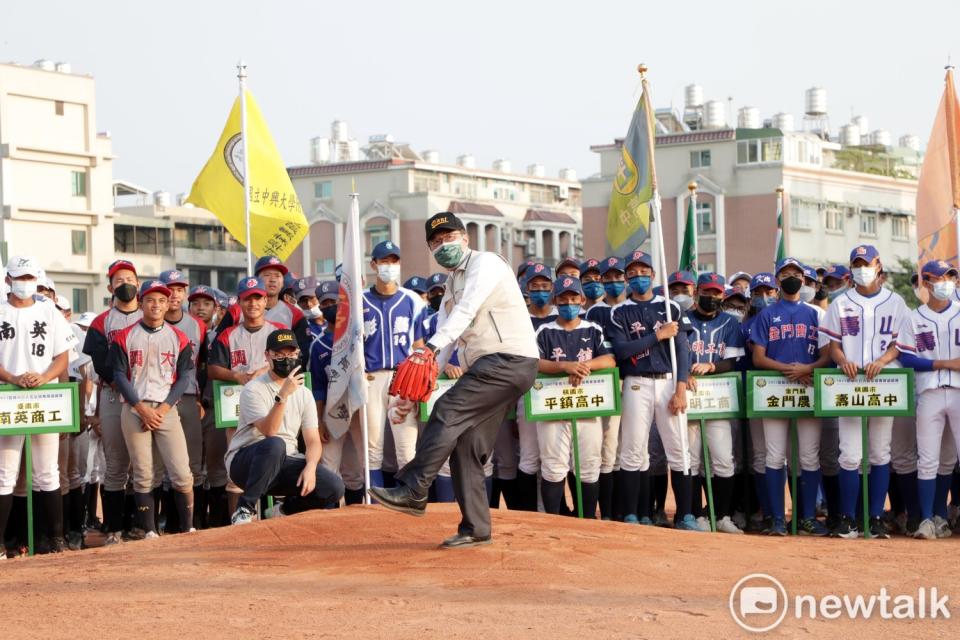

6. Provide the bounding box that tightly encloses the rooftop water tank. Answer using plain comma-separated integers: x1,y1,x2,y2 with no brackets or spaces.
704,100,726,129
684,84,704,108
805,87,827,116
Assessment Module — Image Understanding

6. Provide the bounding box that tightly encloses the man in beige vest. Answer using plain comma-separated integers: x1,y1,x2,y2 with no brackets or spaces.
370,211,539,548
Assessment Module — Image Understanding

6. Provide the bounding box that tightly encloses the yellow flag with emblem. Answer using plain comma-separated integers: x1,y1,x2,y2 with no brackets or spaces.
187,90,307,261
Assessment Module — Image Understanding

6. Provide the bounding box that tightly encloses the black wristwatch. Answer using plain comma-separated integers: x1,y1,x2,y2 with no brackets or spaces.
274,394,285,405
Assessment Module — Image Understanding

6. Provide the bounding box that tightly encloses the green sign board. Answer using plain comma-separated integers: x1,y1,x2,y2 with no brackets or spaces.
746,371,816,419
0,383,81,435
687,372,744,421
523,368,621,422
214,374,312,428
813,368,915,417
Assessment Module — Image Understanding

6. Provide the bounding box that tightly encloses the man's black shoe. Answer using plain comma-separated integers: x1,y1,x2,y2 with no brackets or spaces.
441,532,493,548
368,485,427,517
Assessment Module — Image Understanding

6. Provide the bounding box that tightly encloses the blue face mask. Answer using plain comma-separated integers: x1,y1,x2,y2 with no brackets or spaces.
603,281,625,297
528,291,551,308
557,304,581,320
582,281,604,300
628,275,652,295
751,295,774,308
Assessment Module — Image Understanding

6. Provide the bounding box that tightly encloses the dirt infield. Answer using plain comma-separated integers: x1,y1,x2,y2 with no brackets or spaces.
2,504,958,639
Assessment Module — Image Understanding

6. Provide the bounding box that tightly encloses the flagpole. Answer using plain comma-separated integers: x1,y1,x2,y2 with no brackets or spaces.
237,60,253,274
640,64,690,475
350,187,372,503
688,181,698,274
775,185,784,265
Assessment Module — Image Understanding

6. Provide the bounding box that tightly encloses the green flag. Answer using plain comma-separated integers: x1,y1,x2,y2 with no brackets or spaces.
606,82,655,255
679,194,698,273
774,191,785,264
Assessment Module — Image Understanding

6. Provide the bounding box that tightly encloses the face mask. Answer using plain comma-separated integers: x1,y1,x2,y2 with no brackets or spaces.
428,294,443,312
433,240,465,269
301,305,322,320
582,281,604,300
932,281,956,301
779,276,803,296
814,285,828,301
751,295,774,309
377,264,401,284
851,266,877,287
697,295,721,313
10,280,37,300
799,285,816,303
114,283,138,303
672,294,693,311
557,304,581,320
724,309,745,322
827,287,846,303
271,356,300,378
603,281,625,298
528,291,551,308
627,275,652,295
321,306,338,325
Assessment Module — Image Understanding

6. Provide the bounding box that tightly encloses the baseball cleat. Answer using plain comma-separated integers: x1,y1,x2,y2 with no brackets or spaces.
717,516,743,534
731,511,747,531
102,532,123,546
830,516,859,539
933,515,953,539
440,532,492,549
798,518,829,537
638,516,654,526
653,510,671,528
623,514,640,524
767,518,787,536
869,517,890,539
368,485,427,517
144,531,160,540
914,519,937,540
695,516,712,532
231,506,256,526
676,514,702,531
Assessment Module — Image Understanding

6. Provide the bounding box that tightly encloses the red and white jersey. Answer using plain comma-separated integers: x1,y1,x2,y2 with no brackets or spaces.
228,300,305,331
211,321,287,375
821,288,909,367
112,322,191,404
0,299,77,376
83,306,143,384
896,301,960,394
168,312,207,395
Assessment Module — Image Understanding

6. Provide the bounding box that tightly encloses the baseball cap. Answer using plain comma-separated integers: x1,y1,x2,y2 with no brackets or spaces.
159,269,189,288
579,258,601,275
74,311,97,328
424,211,466,241
849,244,880,264
372,240,401,261
39,274,56,292
652,285,664,297
138,280,171,299
524,263,553,283
668,271,696,286
55,294,71,311
728,271,752,285
403,276,427,293
553,275,584,296
293,277,316,299
6,256,42,279
775,257,804,275
921,260,959,279
212,287,230,308
282,272,298,293
723,286,748,301
750,272,778,290
237,276,267,299
254,255,288,276
315,280,339,302
427,273,447,290
555,257,581,275
697,272,726,292
266,328,298,352
823,264,850,282
107,259,137,279
517,260,537,279
188,285,216,303
801,265,818,282
624,250,653,270
599,256,625,276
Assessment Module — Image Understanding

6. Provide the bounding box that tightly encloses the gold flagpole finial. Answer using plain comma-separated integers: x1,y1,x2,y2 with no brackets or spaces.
637,63,648,78
687,181,697,192
775,185,784,194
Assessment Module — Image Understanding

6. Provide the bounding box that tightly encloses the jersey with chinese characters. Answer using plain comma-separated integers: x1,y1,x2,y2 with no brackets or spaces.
535,319,611,363
168,313,207,395
83,307,143,384
362,287,426,371
751,299,821,364
210,321,287,375
219,300,311,364
530,310,559,332
585,301,617,343
309,329,333,403
608,296,693,380
111,322,192,404
0,299,76,376
686,310,745,366
821,288,909,367
896,301,960,394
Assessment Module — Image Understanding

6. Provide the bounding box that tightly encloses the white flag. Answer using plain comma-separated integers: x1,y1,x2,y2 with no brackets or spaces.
324,193,367,439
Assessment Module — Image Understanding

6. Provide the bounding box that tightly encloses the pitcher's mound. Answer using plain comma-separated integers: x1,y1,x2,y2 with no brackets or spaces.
3,504,957,638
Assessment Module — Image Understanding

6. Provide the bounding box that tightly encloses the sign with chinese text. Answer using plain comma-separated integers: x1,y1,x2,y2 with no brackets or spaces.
746,372,815,418
0,383,80,435
524,368,621,422
214,374,312,429
814,368,914,417
687,373,743,420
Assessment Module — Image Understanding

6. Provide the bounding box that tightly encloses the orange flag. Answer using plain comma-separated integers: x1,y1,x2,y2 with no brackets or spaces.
917,68,960,265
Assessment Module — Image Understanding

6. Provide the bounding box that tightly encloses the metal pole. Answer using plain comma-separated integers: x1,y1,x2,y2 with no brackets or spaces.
571,419,583,518
26,437,34,556
701,420,716,532
350,190,372,504
790,418,799,535
237,60,253,274
861,415,870,538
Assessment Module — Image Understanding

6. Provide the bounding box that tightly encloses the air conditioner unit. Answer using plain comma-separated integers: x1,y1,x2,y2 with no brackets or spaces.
557,185,570,201
524,238,537,256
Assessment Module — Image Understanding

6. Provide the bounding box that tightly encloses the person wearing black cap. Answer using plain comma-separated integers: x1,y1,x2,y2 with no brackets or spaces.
369,211,539,547
292,277,325,342
226,329,344,524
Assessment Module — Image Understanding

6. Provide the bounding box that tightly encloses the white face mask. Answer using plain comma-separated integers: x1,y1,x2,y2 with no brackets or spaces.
851,266,877,287
723,309,745,322
932,281,956,301
302,304,322,319
377,264,401,284
672,294,694,311
913,287,924,302
799,285,816,303
10,280,37,300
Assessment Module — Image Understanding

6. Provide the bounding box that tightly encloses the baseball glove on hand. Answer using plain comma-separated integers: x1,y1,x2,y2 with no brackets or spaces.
389,347,439,403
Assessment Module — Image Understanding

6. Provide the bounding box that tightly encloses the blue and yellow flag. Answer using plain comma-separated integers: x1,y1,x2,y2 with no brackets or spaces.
607,83,655,255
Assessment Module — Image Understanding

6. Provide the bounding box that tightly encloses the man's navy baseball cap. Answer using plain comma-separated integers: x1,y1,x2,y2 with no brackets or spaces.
187,285,216,303
624,250,654,270
697,272,725,292
293,277,316,299
599,256,625,276
315,280,339,302
750,272,778,290
553,275,584,296
921,260,958,279
210,287,230,308
668,270,696,286
801,265,818,282
775,257,804,275
425,211,466,241
138,280,171,300
823,264,850,282
524,263,553,283
254,255,288,276
427,273,447,290
372,240,401,261
850,244,879,264
580,258,601,275
517,259,537,279
652,285,664,297
159,269,188,288
237,276,267,299
403,276,427,293
555,257,581,275
282,272,298,293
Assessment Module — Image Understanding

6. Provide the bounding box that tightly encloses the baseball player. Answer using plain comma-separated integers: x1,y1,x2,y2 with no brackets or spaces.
403,276,429,304
608,250,697,528
729,272,752,297
82,259,143,545
896,260,960,539
108,280,195,538
281,272,299,306
555,257,581,280
821,244,910,539
525,264,558,330
186,285,221,527
0,256,77,553
534,276,615,516
667,271,696,312
751,258,832,536
579,259,603,310
686,272,746,534
721,287,749,322
292,278,325,342
425,273,447,315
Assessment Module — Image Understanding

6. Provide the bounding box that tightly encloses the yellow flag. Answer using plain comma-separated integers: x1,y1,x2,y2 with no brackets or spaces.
187,90,307,261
